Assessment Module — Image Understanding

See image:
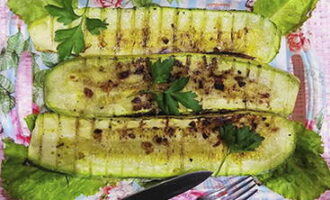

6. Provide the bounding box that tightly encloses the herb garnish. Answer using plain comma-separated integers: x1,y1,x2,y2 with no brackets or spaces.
149,58,202,115
214,124,265,176
24,114,38,132
45,0,108,61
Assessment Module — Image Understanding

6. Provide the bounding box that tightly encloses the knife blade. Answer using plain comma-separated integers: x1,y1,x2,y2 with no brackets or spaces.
123,171,212,200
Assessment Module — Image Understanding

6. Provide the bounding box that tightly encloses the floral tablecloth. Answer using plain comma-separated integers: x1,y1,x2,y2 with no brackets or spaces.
0,0,329,200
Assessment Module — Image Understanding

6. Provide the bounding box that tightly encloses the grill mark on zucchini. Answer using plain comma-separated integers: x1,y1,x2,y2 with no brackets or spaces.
99,9,107,50
142,8,150,49
73,118,79,173
115,9,122,53
130,8,136,55
172,8,179,52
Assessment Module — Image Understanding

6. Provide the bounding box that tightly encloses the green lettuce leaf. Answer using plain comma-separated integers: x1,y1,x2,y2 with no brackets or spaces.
7,0,62,25
253,0,319,34
1,139,116,200
257,128,330,200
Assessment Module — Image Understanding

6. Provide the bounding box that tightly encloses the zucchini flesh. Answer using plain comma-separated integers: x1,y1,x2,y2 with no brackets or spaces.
28,112,299,178
28,7,281,63
45,54,300,118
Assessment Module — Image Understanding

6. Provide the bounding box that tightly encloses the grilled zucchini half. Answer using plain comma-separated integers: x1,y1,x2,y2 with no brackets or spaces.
29,7,281,63
45,54,299,118
28,112,299,178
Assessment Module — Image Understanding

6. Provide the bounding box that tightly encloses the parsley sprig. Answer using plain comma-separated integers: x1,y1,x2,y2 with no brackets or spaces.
150,58,202,115
45,0,108,61
214,124,265,176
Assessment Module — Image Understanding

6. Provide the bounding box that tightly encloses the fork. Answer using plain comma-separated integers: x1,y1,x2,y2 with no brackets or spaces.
197,176,259,200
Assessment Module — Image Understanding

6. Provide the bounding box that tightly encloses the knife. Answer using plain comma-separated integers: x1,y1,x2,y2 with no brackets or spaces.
123,171,212,200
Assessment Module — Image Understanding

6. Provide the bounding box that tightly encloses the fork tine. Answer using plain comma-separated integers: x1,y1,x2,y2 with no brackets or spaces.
227,177,255,194
229,183,257,200
201,176,250,199
227,176,251,189
239,189,258,200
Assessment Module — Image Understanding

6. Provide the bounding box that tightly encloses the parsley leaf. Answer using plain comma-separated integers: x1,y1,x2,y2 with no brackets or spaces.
24,114,38,132
167,77,189,92
154,93,168,114
153,77,201,115
150,58,175,84
45,0,79,25
46,0,108,61
171,92,202,112
150,59,201,115
220,124,264,153
165,93,180,115
55,25,85,61
214,124,264,176
86,18,109,35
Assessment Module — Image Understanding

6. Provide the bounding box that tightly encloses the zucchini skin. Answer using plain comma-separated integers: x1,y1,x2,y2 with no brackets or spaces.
45,53,300,118
29,7,281,63
28,112,299,178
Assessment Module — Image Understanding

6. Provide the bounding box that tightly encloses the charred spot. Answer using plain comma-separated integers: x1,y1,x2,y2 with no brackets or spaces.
153,135,163,144
193,70,201,75
141,141,154,154
118,70,130,79
261,93,270,98
202,132,209,139
174,59,184,68
214,81,225,91
213,47,221,53
265,123,270,127
94,129,103,134
134,66,145,74
56,142,65,148
257,65,262,68
201,118,212,127
237,70,242,74
212,136,222,147
171,23,175,29
162,37,169,44
128,133,136,139
189,121,196,128
165,127,175,137
251,122,258,130
189,158,193,162
234,76,246,88
153,136,169,146
198,80,204,89
271,127,279,132
84,88,94,98
212,118,225,127
262,117,267,121
131,97,141,104
100,80,114,92
100,106,104,109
